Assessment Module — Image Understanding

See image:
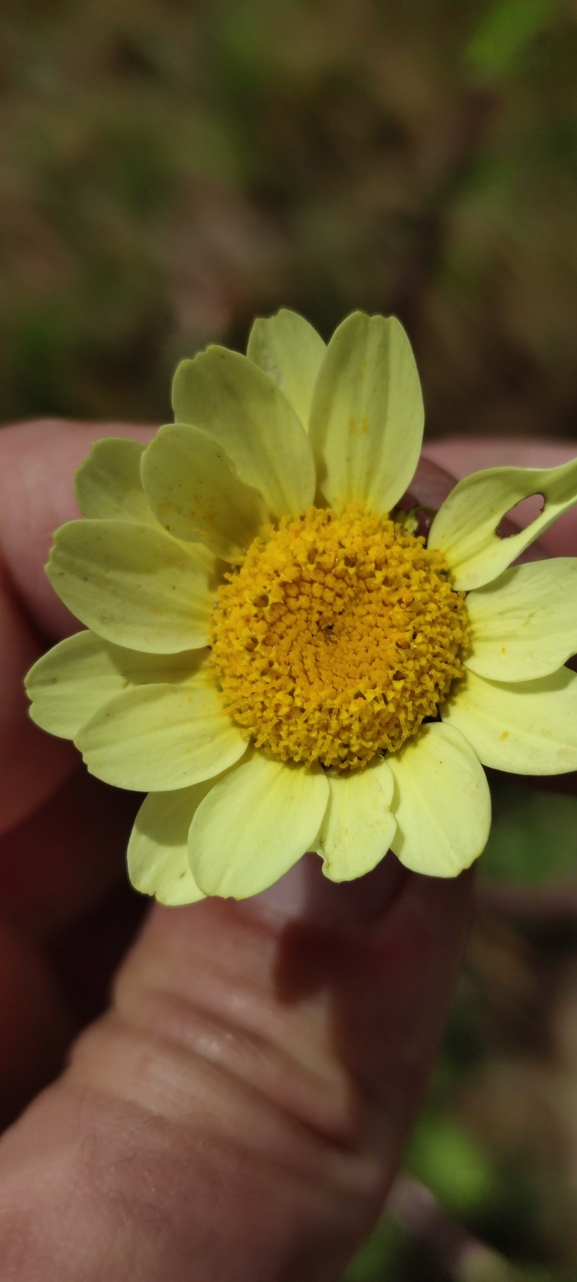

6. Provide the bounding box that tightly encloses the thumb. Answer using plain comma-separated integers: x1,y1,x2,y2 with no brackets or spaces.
0,856,472,1281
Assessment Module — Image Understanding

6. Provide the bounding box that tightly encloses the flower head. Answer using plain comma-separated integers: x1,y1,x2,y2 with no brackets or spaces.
25,310,577,902
209,504,468,768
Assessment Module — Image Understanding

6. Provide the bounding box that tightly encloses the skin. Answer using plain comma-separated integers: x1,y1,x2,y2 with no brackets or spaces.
0,421,574,1281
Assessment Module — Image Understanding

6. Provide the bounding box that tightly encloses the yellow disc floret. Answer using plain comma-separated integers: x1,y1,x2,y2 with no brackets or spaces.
209,505,468,770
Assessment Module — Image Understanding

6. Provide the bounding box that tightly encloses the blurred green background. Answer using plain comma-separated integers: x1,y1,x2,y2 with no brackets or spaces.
4,0,577,1277
3,0,577,440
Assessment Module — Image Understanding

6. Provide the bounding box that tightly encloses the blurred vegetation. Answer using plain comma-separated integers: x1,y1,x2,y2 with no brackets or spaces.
2,0,577,437
3,0,577,1278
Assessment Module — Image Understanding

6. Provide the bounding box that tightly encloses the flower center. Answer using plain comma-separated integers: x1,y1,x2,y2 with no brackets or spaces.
209,505,468,770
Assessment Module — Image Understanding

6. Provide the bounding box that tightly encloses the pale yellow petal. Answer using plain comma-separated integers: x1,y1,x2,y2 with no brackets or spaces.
308,312,424,514
172,346,315,518
246,308,326,430
25,630,209,739
443,667,577,775
429,458,577,590
75,681,247,790
466,558,577,681
128,786,211,905
387,722,491,877
75,437,158,527
315,758,396,882
190,754,329,899
141,423,267,560
47,519,217,653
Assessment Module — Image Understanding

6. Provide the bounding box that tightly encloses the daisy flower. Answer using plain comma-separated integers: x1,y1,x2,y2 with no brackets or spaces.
25,310,577,903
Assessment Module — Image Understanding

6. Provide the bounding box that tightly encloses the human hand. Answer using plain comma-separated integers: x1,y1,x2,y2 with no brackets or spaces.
0,421,570,1281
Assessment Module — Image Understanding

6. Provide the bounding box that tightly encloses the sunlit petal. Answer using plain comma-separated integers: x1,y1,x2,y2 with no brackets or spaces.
75,437,158,527
443,666,577,775
172,346,315,518
466,558,577,681
142,423,267,560
25,629,209,739
309,312,424,513
247,308,326,431
76,681,248,790
128,785,211,905
388,722,491,876
190,754,329,899
47,519,217,652
315,758,396,882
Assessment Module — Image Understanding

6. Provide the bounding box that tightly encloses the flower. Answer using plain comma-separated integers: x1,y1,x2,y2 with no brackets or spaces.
25,310,577,902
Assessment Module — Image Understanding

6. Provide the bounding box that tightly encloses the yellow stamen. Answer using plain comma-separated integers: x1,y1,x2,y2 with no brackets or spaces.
210,505,468,770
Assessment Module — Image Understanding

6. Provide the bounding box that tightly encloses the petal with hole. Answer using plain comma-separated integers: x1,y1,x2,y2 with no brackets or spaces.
429,458,577,590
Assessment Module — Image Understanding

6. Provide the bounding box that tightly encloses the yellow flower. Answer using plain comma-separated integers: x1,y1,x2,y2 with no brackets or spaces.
25,310,577,902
